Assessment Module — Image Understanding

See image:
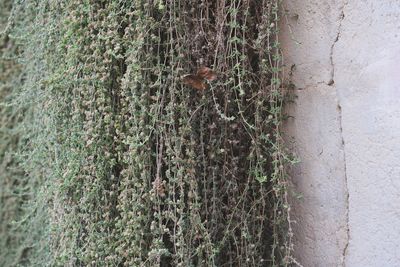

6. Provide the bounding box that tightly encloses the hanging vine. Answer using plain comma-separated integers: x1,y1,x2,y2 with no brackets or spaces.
0,0,296,266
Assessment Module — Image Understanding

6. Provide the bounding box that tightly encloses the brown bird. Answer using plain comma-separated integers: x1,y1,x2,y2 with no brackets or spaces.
182,66,217,90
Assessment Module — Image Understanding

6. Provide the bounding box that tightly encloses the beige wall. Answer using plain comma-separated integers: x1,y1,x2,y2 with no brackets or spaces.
281,1,400,266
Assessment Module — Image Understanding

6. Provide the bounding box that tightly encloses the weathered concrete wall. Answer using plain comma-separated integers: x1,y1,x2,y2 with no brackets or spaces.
281,1,400,266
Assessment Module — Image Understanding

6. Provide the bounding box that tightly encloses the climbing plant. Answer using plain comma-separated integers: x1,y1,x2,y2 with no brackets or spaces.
0,0,295,266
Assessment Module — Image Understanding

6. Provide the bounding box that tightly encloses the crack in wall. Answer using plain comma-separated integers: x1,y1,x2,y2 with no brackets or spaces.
338,104,350,267
331,1,350,266
329,1,347,86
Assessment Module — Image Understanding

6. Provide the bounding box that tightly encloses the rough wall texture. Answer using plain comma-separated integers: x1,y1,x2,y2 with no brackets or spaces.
281,1,400,266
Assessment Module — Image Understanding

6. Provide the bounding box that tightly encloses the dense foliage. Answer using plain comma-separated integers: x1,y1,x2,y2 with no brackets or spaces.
0,0,294,266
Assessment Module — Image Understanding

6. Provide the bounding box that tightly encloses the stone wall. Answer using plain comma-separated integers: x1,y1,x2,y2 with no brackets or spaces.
281,1,400,266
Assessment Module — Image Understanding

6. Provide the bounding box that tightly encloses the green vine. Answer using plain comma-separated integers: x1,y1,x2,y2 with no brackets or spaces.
0,0,296,266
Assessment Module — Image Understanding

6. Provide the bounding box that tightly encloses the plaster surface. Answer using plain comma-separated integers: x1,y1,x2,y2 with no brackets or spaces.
281,0,400,266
